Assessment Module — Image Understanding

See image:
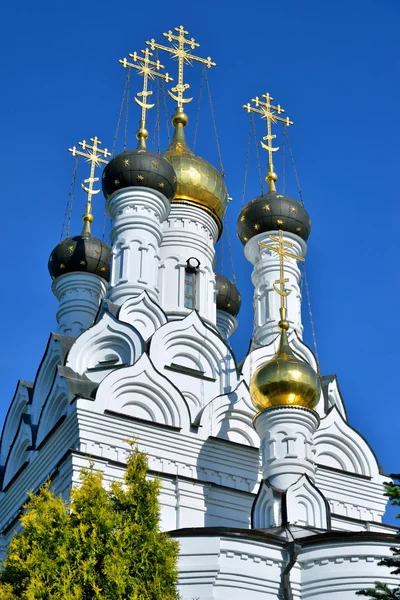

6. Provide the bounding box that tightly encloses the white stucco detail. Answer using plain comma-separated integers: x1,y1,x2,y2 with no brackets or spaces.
196,380,258,447
245,230,306,345
285,474,329,528
52,272,107,338
118,291,167,341
149,311,239,419
106,187,170,306
2,417,32,489
159,204,219,325
66,311,144,384
95,353,191,430
315,406,380,478
216,309,238,339
254,407,319,491
323,376,347,420
0,381,31,469
30,335,65,425
35,374,70,448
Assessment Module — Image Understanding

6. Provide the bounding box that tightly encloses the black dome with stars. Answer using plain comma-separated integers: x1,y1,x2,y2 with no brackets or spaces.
48,234,111,282
215,274,241,318
237,190,311,245
102,148,177,201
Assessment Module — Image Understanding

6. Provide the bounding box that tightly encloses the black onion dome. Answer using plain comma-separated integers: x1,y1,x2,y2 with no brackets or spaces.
102,148,177,201
215,274,241,317
48,234,111,282
237,190,311,245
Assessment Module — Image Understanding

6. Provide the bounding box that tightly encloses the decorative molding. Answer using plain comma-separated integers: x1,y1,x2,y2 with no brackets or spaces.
2,416,33,490
0,381,32,468
118,291,167,342
66,311,144,384
315,406,380,478
95,353,191,430
35,374,70,448
284,474,330,529
149,311,239,419
196,381,258,447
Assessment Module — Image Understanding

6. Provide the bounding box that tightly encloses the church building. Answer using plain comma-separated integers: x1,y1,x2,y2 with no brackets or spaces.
0,26,397,599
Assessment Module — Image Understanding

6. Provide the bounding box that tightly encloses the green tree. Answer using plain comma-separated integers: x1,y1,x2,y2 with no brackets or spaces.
357,475,400,599
0,443,180,600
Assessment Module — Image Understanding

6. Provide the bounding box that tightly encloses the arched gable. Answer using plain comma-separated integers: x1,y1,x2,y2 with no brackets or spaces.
36,374,70,448
30,334,72,424
315,406,380,477
149,311,239,419
95,353,191,430
196,380,259,447
66,311,144,384
118,291,167,342
2,416,33,490
0,381,32,468
284,474,330,529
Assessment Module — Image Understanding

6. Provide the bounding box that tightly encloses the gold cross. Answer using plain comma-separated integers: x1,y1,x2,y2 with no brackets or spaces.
68,137,111,236
258,230,304,312
244,92,293,191
147,25,216,109
119,48,173,126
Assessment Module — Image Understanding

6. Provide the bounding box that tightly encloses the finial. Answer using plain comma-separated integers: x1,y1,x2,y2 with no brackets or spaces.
119,49,173,149
258,229,304,328
68,137,111,236
147,25,216,110
244,92,293,192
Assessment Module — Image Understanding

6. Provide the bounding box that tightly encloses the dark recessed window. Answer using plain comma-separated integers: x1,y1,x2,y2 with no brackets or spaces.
184,269,196,309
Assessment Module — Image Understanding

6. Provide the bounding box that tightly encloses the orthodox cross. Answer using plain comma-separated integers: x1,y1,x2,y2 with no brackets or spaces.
147,25,216,109
259,230,304,315
68,137,111,235
119,49,173,128
243,93,293,191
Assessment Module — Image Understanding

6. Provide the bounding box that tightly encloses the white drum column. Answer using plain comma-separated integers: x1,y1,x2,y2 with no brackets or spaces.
52,272,107,338
254,406,319,490
107,187,170,306
159,204,219,326
245,231,306,346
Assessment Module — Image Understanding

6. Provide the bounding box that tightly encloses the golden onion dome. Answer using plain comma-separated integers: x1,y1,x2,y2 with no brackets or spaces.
250,319,321,413
162,109,228,226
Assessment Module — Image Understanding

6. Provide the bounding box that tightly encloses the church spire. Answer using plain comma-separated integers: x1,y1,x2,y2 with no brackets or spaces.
118,49,172,148
244,92,293,192
68,137,111,236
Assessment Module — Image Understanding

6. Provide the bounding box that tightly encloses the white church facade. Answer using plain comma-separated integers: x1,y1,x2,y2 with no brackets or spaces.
0,26,398,599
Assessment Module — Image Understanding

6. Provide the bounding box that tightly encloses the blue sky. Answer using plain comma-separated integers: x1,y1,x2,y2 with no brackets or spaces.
0,0,399,521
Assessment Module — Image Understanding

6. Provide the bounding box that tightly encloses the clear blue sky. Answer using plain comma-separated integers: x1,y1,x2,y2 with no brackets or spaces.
0,0,398,521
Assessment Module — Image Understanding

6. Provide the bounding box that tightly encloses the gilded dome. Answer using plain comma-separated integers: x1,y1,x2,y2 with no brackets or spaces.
250,322,321,413
162,110,228,224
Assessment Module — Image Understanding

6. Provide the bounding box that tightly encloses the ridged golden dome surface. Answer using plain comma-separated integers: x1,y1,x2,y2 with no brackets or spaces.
250,327,321,413
162,111,228,220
